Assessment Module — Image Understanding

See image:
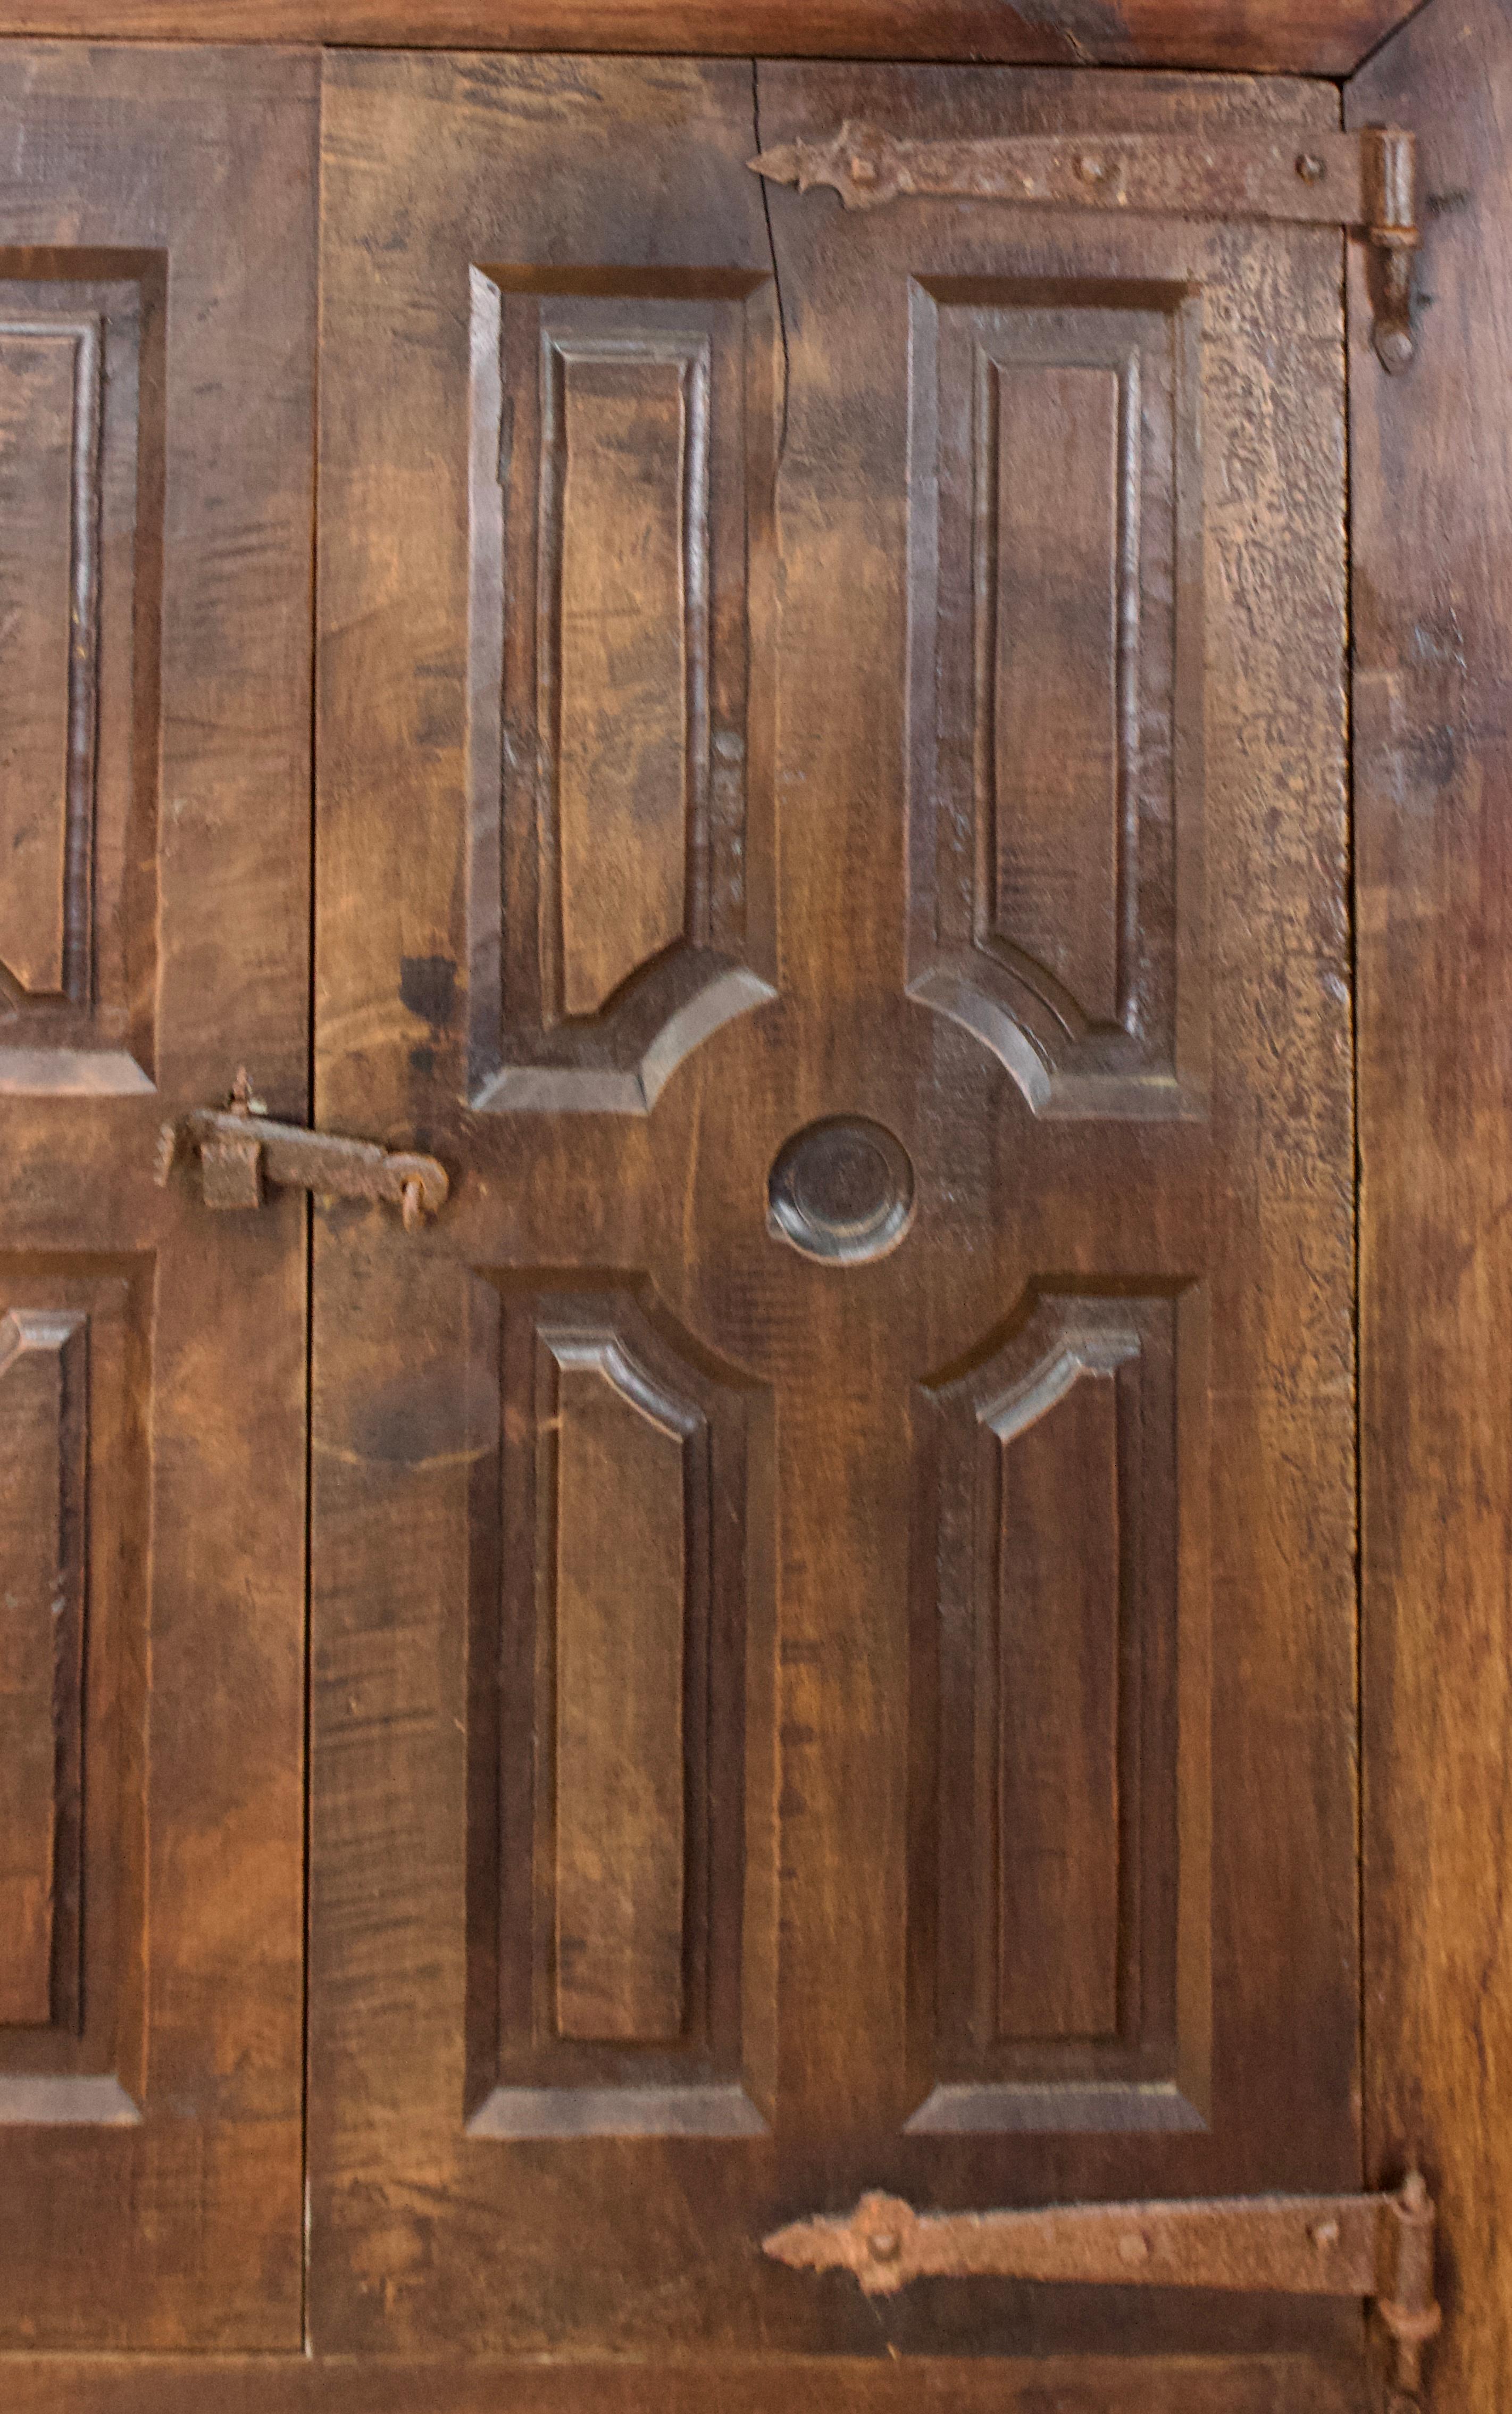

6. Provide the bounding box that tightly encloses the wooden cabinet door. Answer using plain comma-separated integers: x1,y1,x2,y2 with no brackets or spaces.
0,47,315,2348
312,53,1359,2399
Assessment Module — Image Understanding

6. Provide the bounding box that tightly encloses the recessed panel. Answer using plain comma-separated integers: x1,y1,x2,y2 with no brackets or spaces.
0,267,162,1096
553,1337,689,2043
0,1311,86,2027
467,274,778,1112
0,1271,147,2124
989,361,1122,1030
466,1281,764,2136
0,329,96,1003
910,1292,1207,2133
908,280,1204,1116
555,347,692,1020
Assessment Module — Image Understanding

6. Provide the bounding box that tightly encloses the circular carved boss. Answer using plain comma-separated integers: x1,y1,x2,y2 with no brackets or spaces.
767,1117,915,1265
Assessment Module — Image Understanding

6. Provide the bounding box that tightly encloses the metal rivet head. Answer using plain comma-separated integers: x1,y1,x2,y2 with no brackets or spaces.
868,2230,900,2263
1311,2219,1341,2251
1075,151,1109,184
1118,2232,1150,2265
1297,153,1327,184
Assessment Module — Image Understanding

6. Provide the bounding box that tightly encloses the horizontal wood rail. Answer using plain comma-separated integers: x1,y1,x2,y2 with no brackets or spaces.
0,1,1424,74
0,2354,1368,2413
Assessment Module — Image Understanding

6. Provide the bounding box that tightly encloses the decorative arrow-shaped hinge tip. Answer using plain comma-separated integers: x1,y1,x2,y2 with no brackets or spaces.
748,141,800,187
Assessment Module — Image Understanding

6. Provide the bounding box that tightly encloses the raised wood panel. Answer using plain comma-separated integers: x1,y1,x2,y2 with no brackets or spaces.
0,1309,86,2027
912,1292,1204,2133
468,277,777,1112
994,1347,1124,2043
0,1271,147,2125
989,362,1123,1031
555,347,694,1020
908,281,1203,1116
0,268,161,1097
0,326,98,1002
0,2,1424,75
466,1282,763,2135
552,1334,689,2043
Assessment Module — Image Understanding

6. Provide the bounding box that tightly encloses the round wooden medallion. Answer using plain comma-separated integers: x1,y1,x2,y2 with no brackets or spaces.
767,1117,915,1264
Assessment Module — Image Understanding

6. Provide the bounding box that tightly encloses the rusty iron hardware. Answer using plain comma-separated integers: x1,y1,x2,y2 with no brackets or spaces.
751,122,1420,371
764,2173,1441,2401
156,1070,449,1233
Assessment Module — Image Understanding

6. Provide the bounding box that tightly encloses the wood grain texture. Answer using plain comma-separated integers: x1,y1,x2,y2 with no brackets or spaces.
908,279,1197,1111
313,52,1356,2379
464,1284,756,2140
0,1,1424,73
0,268,153,1086
0,329,95,999
552,1337,688,2043
0,44,315,2349
1348,3,1512,2405
916,1293,1191,2133
554,348,691,1018
0,2352,1371,2414
0,1310,85,2026
990,361,1123,1031
470,274,775,1111
994,1354,1123,2043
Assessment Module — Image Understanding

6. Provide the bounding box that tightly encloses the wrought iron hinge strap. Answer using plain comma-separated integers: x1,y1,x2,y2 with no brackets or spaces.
750,122,1420,371
764,2174,1441,2400
156,1070,449,1232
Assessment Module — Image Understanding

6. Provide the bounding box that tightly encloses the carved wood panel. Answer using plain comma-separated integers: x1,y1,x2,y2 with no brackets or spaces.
910,1291,1208,2134
0,266,163,1097
467,279,778,1112
465,1281,765,2137
908,281,1205,1116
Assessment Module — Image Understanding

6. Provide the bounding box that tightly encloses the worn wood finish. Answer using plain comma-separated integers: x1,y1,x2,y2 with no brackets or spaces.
0,2351,1370,2414
0,45,314,2346
0,2,1424,71
1348,4,1512,2407
313,49,1357,2384
0,1312,86,2027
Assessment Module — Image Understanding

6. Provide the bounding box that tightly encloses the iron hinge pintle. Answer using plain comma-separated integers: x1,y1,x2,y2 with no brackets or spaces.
156,1069,449,1232
764,2172,1441,2403
750,120,1421,371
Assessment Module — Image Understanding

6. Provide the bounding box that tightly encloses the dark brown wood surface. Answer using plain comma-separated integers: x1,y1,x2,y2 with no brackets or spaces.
312,49,1359,2388
0,2351,1369,2414
0,44,315,2348
1349,3,1512,2405
0,0,1423,72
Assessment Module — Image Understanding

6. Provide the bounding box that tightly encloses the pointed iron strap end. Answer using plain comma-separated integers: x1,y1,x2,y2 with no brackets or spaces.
748,141,800,187
763,2212,837,2270
763,2193,917,2295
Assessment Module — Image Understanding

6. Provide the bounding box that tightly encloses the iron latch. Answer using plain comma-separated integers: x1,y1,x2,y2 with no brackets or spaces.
156,1070,449,1231
765,2174,1440,2401
751,122,1420,371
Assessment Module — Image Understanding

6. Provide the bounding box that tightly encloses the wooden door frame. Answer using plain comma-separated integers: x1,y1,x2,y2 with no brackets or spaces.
0,0,1429,72
2,1,1507,2404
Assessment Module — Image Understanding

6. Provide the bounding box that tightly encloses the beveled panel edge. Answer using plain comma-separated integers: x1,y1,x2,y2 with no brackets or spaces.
466,2081,767,2138
0,2073,140,2124
906,2079,1207,2134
